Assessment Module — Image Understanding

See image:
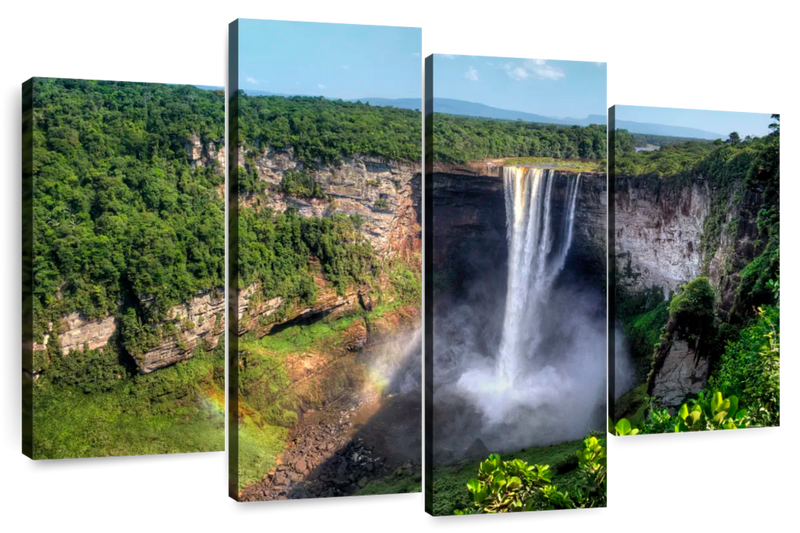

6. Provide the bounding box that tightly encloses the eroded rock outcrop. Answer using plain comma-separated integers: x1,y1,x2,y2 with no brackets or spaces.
614,178,710,297
136,290,225,373
50,312,118,354
241,147,421,255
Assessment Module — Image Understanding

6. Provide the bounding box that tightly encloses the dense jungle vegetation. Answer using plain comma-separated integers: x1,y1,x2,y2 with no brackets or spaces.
32,78,225,334
237,93,421,164
432,113,606,163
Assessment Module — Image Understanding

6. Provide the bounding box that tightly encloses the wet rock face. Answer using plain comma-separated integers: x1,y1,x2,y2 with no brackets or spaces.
614,177,764,316
431,170,606,299
614,177,710,297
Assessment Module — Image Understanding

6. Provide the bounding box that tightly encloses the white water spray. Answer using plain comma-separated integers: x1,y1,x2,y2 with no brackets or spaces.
496,167,581,384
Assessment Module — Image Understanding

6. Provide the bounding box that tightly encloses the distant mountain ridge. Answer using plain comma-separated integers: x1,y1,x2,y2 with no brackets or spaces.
613,119,723,140
198,87,724,140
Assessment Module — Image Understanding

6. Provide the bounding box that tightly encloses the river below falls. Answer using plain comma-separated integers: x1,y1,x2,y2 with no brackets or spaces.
240,389,421,501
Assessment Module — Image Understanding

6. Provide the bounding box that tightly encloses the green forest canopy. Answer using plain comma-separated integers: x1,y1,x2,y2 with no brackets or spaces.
614,126,778,182
32,78,225,335
432,113,606,163
237,93,421,164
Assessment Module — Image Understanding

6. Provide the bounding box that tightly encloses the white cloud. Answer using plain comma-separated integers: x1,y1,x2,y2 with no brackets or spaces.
524,59,565,80
341,64,350,70
502,59,565,81
464,66,479,81
486,61,494,67
245,75,260,85
412,52,421,58
595,61,605,67
506,66,530,81
318,84,326,89
433,50,457,59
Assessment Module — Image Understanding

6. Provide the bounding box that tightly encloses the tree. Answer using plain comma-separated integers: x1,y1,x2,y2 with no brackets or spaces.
726,132,741,144
769,113,780,133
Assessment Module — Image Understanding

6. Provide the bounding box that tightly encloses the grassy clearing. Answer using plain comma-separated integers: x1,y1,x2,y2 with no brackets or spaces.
236,414,290,491
32,350,225,459
503,156,606,173
431,439,585,516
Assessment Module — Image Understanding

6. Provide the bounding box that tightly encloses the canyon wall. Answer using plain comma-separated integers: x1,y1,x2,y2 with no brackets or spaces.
240,146,421,257
614,176,766,315
33,144,418,375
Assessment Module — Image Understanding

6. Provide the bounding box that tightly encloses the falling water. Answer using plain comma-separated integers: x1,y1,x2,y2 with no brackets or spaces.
496,167,581,384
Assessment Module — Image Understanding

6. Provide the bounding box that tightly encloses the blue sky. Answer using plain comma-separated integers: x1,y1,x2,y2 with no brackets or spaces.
432,54,606,119
615,105,775,138
237,19,421,100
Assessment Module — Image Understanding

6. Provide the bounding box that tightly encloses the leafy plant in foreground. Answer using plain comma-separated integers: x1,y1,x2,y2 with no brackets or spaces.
455,436,606,514
674,391,750,431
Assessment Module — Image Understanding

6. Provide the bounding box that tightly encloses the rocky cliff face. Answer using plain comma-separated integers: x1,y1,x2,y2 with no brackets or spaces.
614,178,710,297
241,146,421,256
186,133,225,170
137,290,225,373
647,313,714,408
614,176,766,315
237,282,359,338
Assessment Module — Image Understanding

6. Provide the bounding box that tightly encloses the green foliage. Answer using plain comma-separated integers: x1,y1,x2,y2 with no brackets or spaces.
44,344,126,394
674,391,750,431
31,78,225,332
432,113,606,163
641,404,674,434
669,277,716,326
30,78,226,458
239,208,374,302
280,169,326,199
617,285,670,362
237,94,421,164
709,301,780,427
456,437,606,514
615,140,717,177
32,345,224,458
553,453,580,474
239,162,266,196
614,418,639,436
373,197,389,211
631,132,714,148
615,128,636,154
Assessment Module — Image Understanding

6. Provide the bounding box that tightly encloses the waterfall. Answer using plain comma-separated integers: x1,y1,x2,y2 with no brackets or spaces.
496,167,581,384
